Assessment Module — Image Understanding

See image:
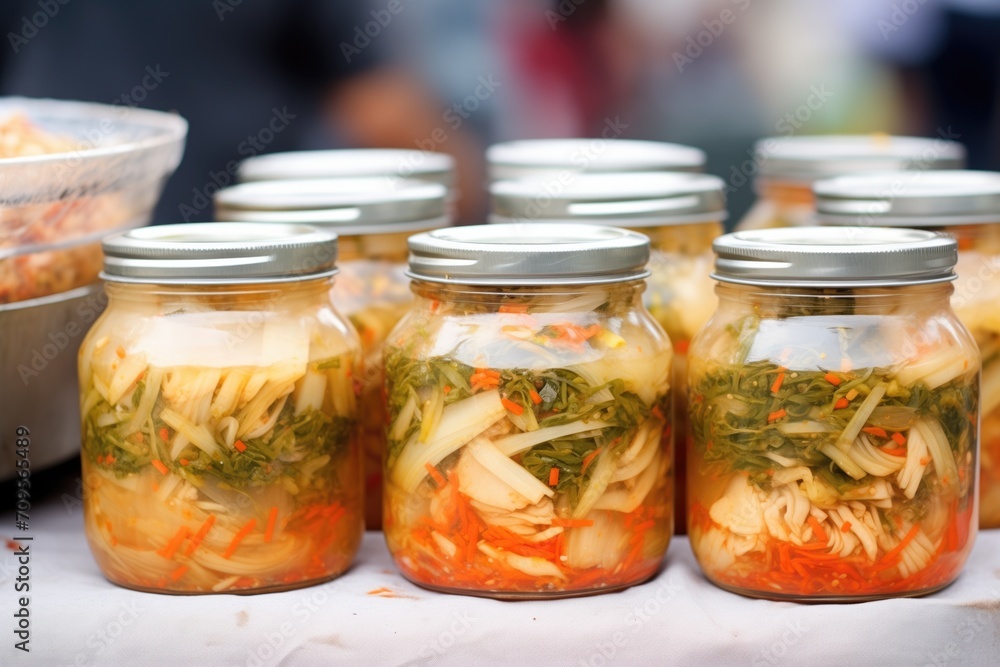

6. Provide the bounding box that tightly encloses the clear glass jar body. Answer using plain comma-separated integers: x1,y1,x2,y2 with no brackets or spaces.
333,230,415,530
949,223,1000,527
383,280,674,598
641,220,722,534
735,182,815,231
687,283,978,601
79,278,363,594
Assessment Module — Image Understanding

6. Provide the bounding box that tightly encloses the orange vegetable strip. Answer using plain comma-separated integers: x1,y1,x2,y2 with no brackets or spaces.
841,521,852,533
767,408,787,422
807,516,828,543
581,447,603,474
551,517,594,528
881,447,908,457
879,524,921,564
184,515,216,556
159,427,169,442
425,462,447,488
834,398,849,410
443,385,451,395
891,432,907,446
528,389,543,405
116,346,126,359
824,372,842,386
170,565,189,581
223,519,257,559
151,459,169,475
771,372,786,394
862,427,888,439
548,467,560,486
157,526,191,559
501,397,525,415
264,507,279,543
234,440,247,453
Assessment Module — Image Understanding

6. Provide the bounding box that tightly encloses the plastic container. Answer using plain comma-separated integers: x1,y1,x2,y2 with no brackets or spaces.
383,223,674,598
815,170,1000,528
688,227,978,601
490,172,725,533
486,139,705,183
0,97,187,304
215,177,451,529
734,135,965,231
79,223,363,594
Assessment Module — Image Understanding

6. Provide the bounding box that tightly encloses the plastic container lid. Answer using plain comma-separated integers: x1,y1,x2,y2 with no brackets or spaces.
101,222,338,284
237,149,454,189
214,178,450,236
490,172,726,226
752,135,965,185
712,226,957,288
486,139,705,182
407,223,650,286
814,170,1000,227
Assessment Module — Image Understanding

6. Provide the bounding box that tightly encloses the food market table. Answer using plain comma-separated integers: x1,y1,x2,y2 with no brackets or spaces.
4,494,998,666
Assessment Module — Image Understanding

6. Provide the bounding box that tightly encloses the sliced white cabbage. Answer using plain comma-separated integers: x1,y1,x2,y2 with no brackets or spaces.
709,475,766,536
563,511,630,570
494,420,611,457
467,437,554,505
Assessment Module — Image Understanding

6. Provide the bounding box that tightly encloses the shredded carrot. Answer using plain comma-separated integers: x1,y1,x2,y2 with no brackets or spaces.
264,507,279,543
834,398,849,410
767,408,787,422
115,345,126,359
862,426,888,439
891,432,907,446
581,448,603,474
159,427,170,442
170,565,189,581
881,446,907,457
157,526,191,560
429,299,440,313
501,397,524,415
807,516,828,543
223,519,257,559
674,339,690,355
234,440,247,453
548,467,560,486
425,462,447,488
880,524,921,564
551,517,595,528
498,304,529,314
841,521,852,533
131,432,145,444
528,389,543,405
771,372,786,394
179,458,189,466
151,459,169,475
443,385,451,395
824,372,842,386
96,455,104,465
105,455,115,465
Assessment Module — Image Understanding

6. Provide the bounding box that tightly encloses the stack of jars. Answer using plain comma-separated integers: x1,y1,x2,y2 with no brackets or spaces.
75,140,987,604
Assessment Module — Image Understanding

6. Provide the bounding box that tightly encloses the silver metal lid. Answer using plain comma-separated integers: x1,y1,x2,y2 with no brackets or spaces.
237,149,454,188
712,227,957,287
486,139,705,182
815,170,1000,227
214,178,450,236
101,222,338,284
407,223,650,286
754,135,965,184
489,172,726,226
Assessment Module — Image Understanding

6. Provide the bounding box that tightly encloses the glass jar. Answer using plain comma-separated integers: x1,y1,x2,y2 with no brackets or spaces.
215,178,452,529
79,223,363,594
490,172,725,533
735,135,965,231
816,170,1000,528
688,227,978,601
384,224,674,598
486,139,704,183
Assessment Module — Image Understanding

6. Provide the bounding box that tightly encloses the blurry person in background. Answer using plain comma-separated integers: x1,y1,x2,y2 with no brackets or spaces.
840,0,1000,169
0,0,486,222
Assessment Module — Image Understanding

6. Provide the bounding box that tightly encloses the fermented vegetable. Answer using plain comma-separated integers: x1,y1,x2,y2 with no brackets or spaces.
688,299,978,599
383,284,673,596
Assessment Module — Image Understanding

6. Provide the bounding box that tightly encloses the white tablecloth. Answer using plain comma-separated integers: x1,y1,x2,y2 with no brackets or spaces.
3,496,999,667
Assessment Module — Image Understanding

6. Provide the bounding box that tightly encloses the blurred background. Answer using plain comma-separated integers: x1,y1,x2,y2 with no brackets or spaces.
0,0,997,226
